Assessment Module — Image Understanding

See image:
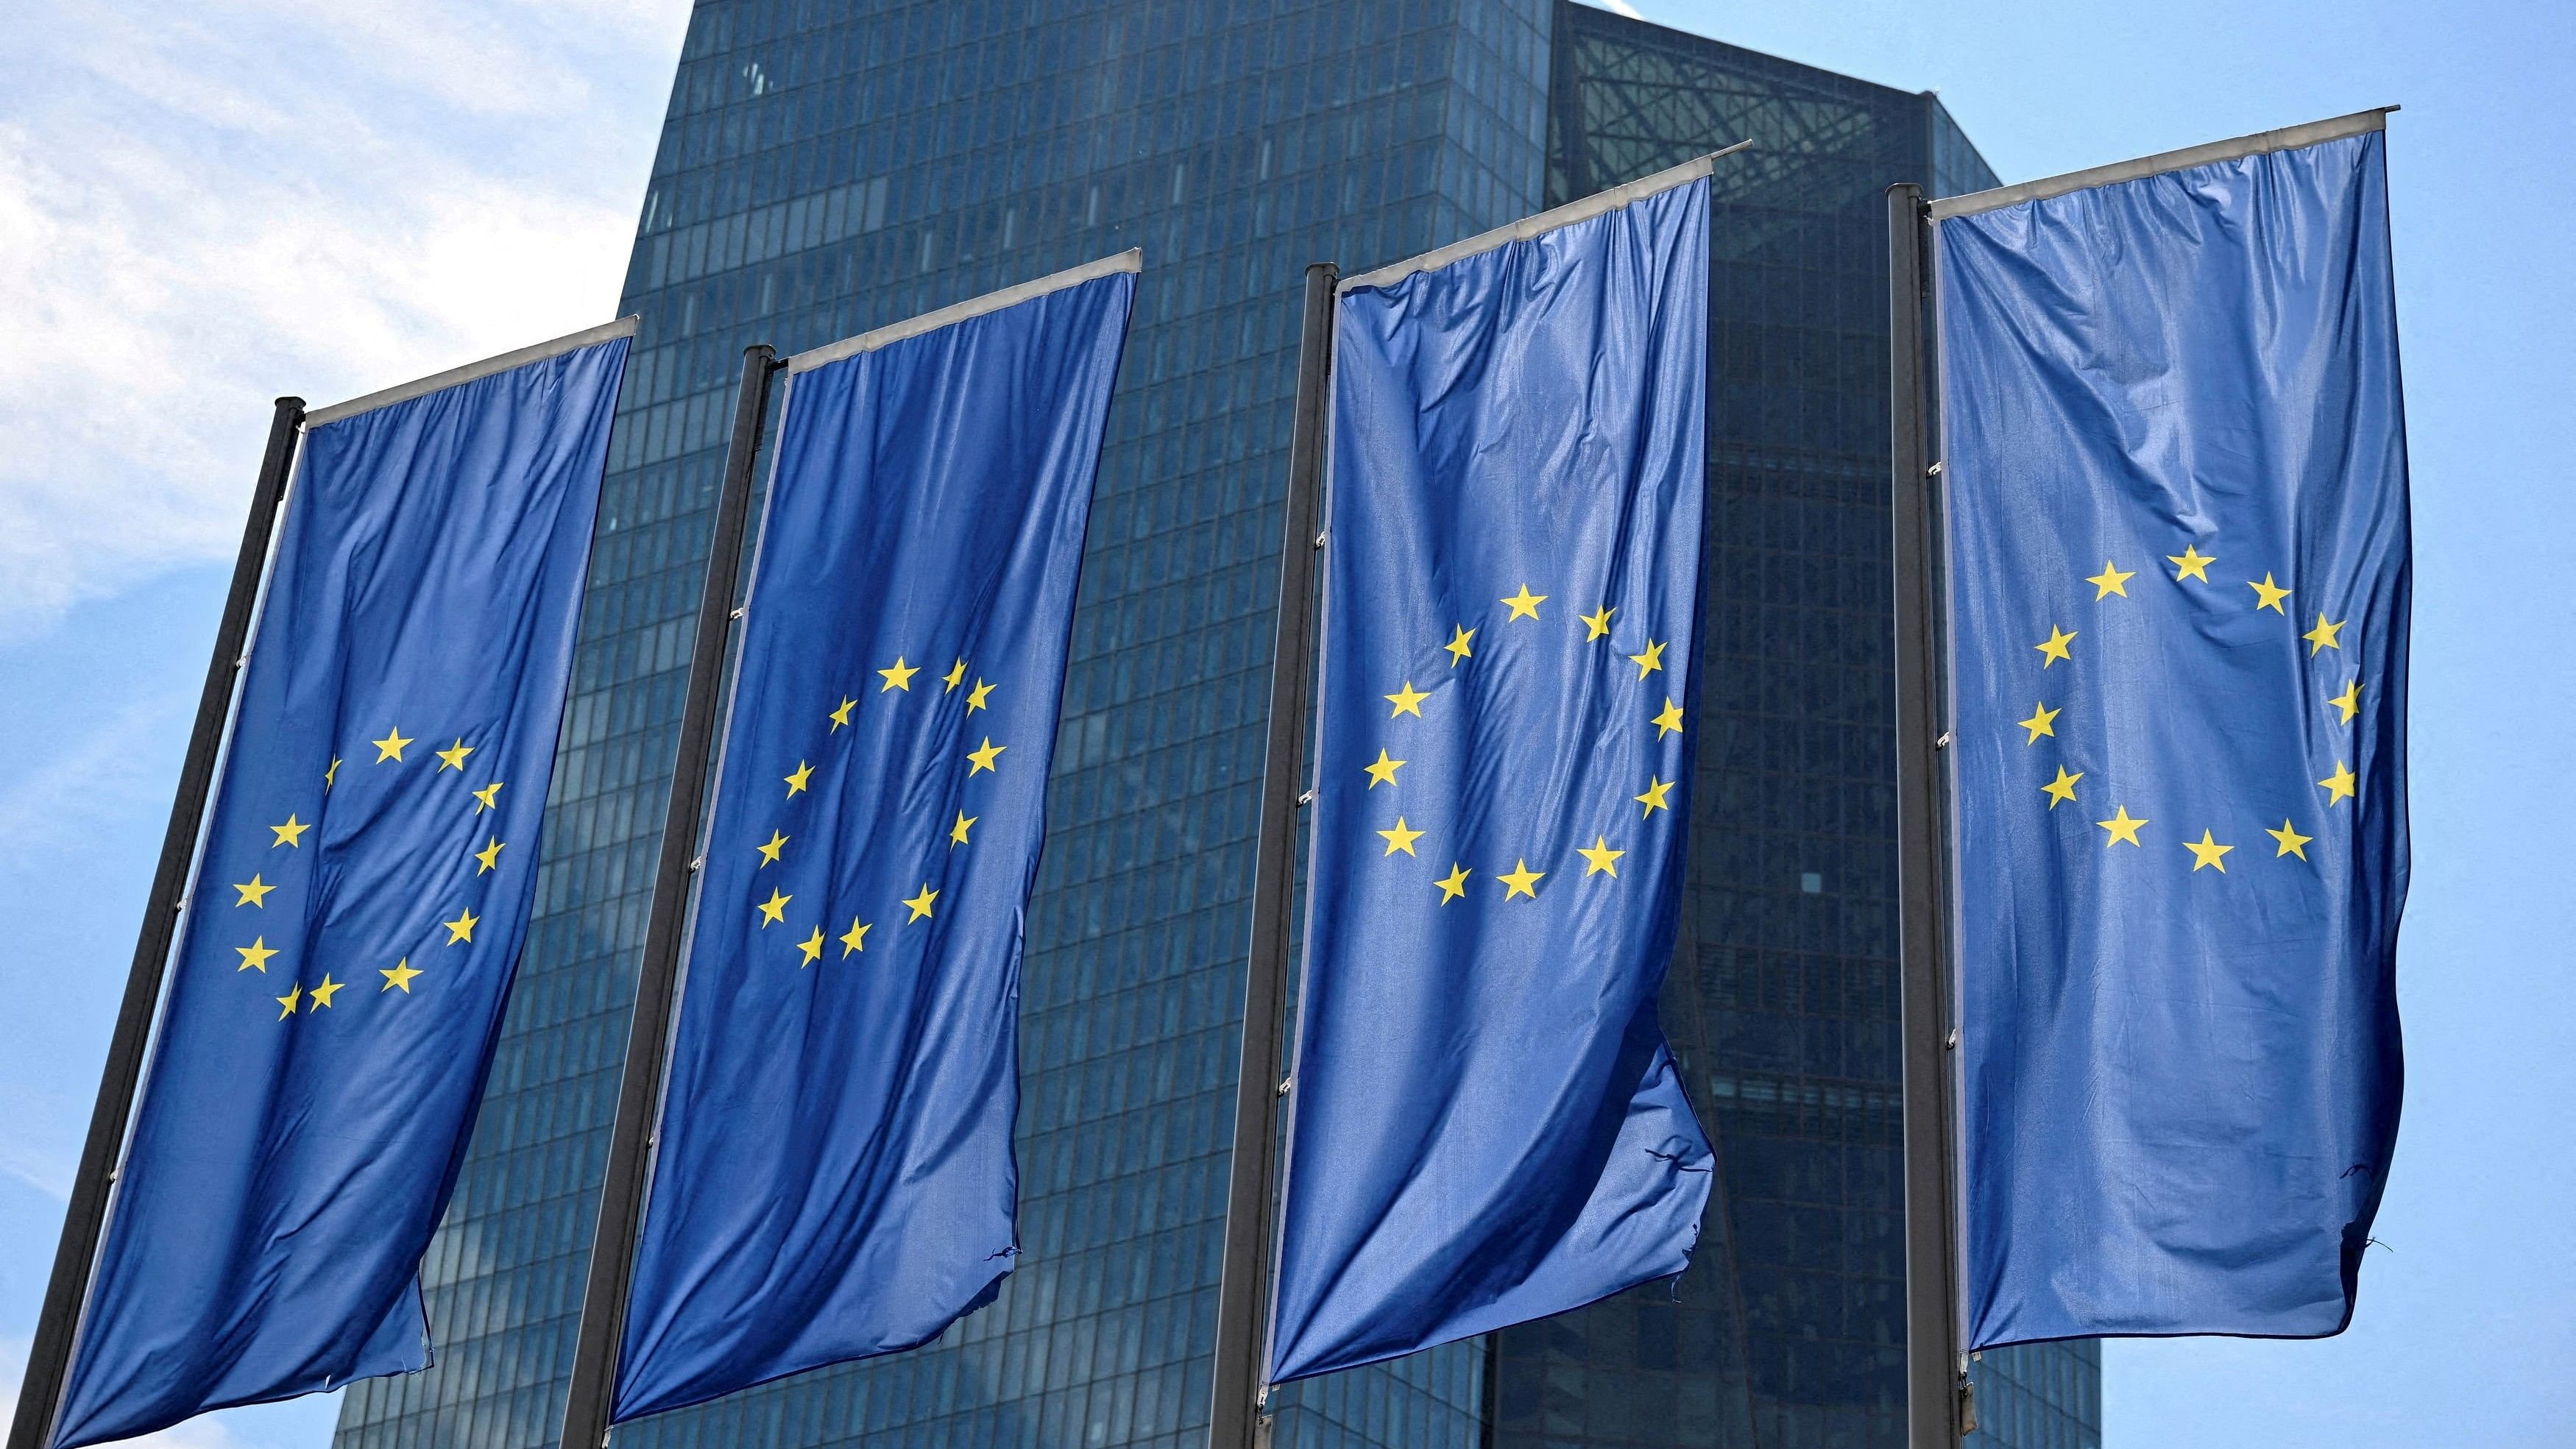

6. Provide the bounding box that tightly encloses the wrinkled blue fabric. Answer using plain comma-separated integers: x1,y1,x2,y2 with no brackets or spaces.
1269,180,1713,1384
1939,131,2409,1348
58,336,626,1447
612,269,1133,1420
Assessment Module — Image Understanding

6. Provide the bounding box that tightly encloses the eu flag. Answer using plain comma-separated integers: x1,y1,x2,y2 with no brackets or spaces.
1939,121,2409,1346
1267,171,1713,1383
54,325,630,1447
609,255,1136,1420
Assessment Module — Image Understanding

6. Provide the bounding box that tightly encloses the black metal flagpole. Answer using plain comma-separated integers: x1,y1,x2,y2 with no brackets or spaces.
9,397,307,1449
559,343,780,1449
1887,183,1969,1448
1207,260,1337,1449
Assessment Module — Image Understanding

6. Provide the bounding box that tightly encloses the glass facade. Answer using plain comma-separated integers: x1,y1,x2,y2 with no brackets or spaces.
332,5,2097,1449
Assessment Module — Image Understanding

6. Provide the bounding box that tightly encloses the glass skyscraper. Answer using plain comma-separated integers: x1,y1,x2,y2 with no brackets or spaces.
332,5,2096,1449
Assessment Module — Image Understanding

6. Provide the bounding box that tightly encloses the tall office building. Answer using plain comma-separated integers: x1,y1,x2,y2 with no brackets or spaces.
333,5,2095,1449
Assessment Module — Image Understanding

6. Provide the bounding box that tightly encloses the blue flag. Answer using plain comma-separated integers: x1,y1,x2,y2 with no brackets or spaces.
55,325,629,1447
610,255,1136,1420
1939,123,2409,1347
1267,172,1714,1384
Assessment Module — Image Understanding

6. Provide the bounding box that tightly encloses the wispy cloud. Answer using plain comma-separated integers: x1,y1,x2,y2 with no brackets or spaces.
0,0,690,637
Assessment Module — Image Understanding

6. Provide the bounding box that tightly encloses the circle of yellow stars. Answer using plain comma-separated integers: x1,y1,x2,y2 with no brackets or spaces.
234,725,512,1020
2013,541,2367,874
761,654,1007,967
1365,584,1683,904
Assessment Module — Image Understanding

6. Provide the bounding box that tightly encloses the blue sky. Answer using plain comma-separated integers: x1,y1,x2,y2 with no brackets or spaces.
1,0,2568,1444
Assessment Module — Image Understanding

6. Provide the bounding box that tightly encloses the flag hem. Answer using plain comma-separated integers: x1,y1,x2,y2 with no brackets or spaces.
785,249,1144,373
1927,107,2394,221
1336,141,1747,294
305,316,641,427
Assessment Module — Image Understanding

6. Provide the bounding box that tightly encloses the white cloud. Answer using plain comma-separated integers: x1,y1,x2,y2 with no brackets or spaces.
0,0,692,637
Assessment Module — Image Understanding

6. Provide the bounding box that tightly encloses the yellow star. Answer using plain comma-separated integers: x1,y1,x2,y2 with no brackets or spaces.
372,726,412,762
1434,863,1471,903
839,915,871,955
1363,748,1405,788
1384,681,1430,718
381,957,420,993
269,815,308,848
233,874,275,908
2095,805,2148,847
829,697,856,731
950,810,977,846
2268,819,2313,860
324,757,341,790
2168,545,2215,583
236,937,277,973
2017,701,2059,744
2327,679,2365,726
2318,760,2357,806
1629,640,1666,679
1497,859,1545,900
967,737,1006,774
2041,765,2082,809
2086,561,2134,599
880,656,919,691
275,983,302,1018
443,908,479,944
473,837,505,874
785,760,813,797
1578,836,1624,877
1635,776,1673,818
2249,573,2292,613
471,782,505,813
1579,604,1616,641
797,927,825,967
1652,698,1685,739
1501,585,1547,621
2034,626,2076,667
1378,817,1424,857
434,738,474,771
943,659,968,691
2303,612,2346,655
756,829,788,865
904,884,938,921
308,975,343,1010
2184,829,2234,873
757,888,790,926
1444,625,1476,666
966,679,994,713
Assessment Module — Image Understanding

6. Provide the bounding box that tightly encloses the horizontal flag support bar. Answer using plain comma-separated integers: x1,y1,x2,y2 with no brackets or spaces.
1338,140,1751,294
305,315,641,427
1928,106,2396,220
787,248,1144,373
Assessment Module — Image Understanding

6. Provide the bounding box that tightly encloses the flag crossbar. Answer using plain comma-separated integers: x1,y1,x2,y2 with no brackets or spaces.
1928,106,2393,220
305,316,640,428
1336,142,1748,294
786,249,1142,374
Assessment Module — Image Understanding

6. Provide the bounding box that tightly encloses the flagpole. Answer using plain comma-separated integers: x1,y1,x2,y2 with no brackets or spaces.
560,344,780,1449
1887,183,1969,1448
1207,260,1337,1449
8,397,306,1449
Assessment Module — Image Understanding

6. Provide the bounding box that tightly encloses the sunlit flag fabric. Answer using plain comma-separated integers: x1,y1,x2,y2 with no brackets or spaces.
54,327,629,1448
610,256,1136,1420
1267,174,1714,1383
1939,124,2409,1347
